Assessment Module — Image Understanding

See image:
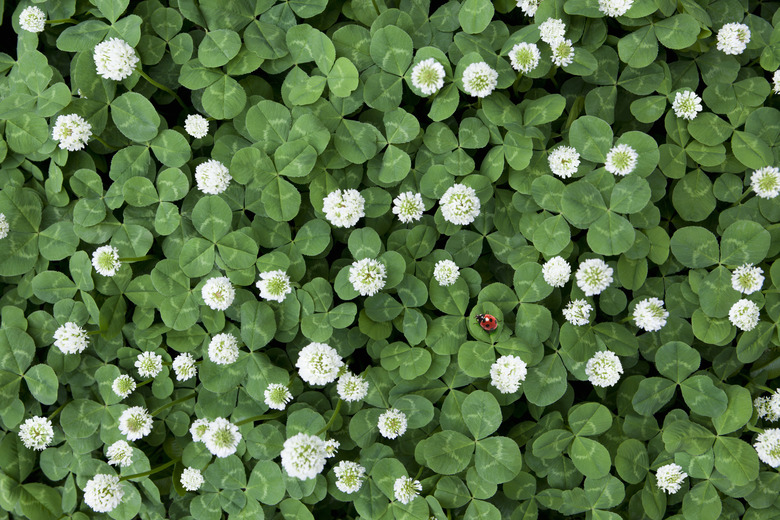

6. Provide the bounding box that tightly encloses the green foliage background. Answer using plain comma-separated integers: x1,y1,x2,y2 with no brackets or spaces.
2,0,780,518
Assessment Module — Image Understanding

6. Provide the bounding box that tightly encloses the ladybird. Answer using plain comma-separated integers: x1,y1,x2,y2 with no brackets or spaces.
476,313,498,332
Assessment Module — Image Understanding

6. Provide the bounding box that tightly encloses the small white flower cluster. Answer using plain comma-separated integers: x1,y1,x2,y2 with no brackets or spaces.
563,299,592,326
731,264,764,294
751,166,780,199
433,259,460,286
297,342,344,385
516,0,539,16
94,38,139,81
135,351,163,378
633,298,669,332
190,418,211,442
539,18,574,67
462,62,499,98
172,353,197,381
323,189,365,228
52,114,92,151
92,245,121,277
548,146,580,178
490,355,528,394
394,475,422,504
257,270,292,302
716,23,751,55
598,0,633,17
195,159,231,195
208,333,240,365
106,440,133,467
264,383,293,410
672,90,703,120
19,6,46,32
755,390,780,422
349,258,387,296
337,371,369,402
378,408,408,439
53,322,89,354
180,467,204,491
202,276,235,310
605,144,638,176
585,350,623,387
550,38,576,67
411,59,446,96
755,428,780,467
576,258,613,296
184,114,209,139
112,375,136,398
440,184,481,225
729,299,760,331
655,463,687,494
334,460,366,493
774,70,780,95
0,213,7,240
84,474,124,513
393,191,425,223
542,256,571,287
19,416,54,450
118,406,153,441
203,417,242,458
509,43,541,74
280,433,336,480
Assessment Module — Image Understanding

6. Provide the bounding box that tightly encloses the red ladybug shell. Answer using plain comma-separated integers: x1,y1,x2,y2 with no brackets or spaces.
476,313,498,331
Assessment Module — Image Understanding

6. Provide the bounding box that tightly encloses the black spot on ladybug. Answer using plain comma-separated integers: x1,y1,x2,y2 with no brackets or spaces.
476,313,498,332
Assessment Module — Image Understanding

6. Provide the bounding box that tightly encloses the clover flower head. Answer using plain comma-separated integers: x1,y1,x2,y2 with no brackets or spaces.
585,350,623,387
490,355,528,394
548,145,580,178
118,406,153,441
92,245,120,277
575,258,613,296
256,270,293,303
349,258,387,296
717,22,751,55
208,333,240,365
184,114,209,139
135,351,163,378
509,43,541,74
672,90,703,120
411,58,446,96
563,299,592,326
755,429,780,467
323,189,365,228
264,383,293,410
605,143,638,176
516,0,539,16
52,114,92,151
19,416,54,450
731,264,764,294
539,18,566,44
337,371,369,402
203,417,241,458
334,461,366,494
19,6,46,32
297,342,344,385
633,297,669,332
0,213,7,239
462,62,498,98
112,375,136,399
440,183,481,225
542,256,571,287
598,0,633,16
751,166,780,199
655,463,687,494
195,159,231,195
393,191,425,223
180,467,204,491
84,474,124,513
280,433,329,480
756,395,780,422
378,408,408,439
551,38,575,67
769,390,780,420
106,440,133,467
433,259,460,286
394,476,422,504
190,418,211,442
54,322,89,354
172,353,197,382
93,38,139,81
202,276,235,311
774,70,780,95
324,439,339,458
729,299,760,331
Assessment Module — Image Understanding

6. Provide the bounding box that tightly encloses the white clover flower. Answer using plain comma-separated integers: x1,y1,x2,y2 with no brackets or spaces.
106,440,133,467
539,18,566,44
112,375,136,399
462,62,498,98
542,256,571,287
605,144,638,176
575,258,613,296
0,213,7,240
53,322,89,354
756,396,780,422
585,350,623,387
296,342,344,385
433,259,460,286
729,299,760,331
93,38,139,81
194,159,231,195
334,461,366,494
774,70,780,95
256,270,293,303
322,189,365,228
655,463,688,494
731,264,764,295
755,429,780,467
202,276,235,311
717,23,751,55
92,245,120,277
563,299,592,326
672,90,703,120
18,416,54,451
84,474,124,513
135,351,163,378
751,166,780,199
52,114,92,152
598,0,633,16
264,383,293,410
280,433,329,480
633,297,669,332
551,39,575,67
349,258,387,296
118,406,153,441
393,191,425,223
184,114,209,139
548,146,581,179
394,476,422,504
411,58,446,96
490,355,528,394
19,6,46,32
208,333,240,365
180,467,204,491
172,353,197,382
509,43,541,74
378,408,408,439
337,372,369,402
324,439,339,458
190,418,210,442
769,390,780,420
440,183,481,225
516,0,539,16
204,418,241,458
